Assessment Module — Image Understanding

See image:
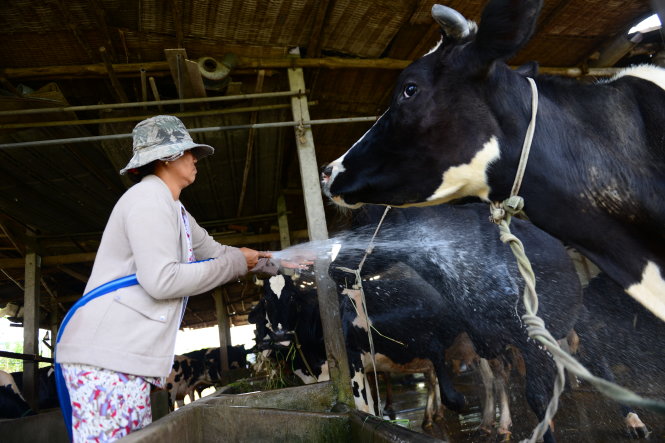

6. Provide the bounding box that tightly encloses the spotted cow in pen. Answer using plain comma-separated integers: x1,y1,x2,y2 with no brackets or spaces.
251,271,457,429
321,0,665,323
0,370,33,419
10,366,58,411
165,345,248,408
333,203,587,443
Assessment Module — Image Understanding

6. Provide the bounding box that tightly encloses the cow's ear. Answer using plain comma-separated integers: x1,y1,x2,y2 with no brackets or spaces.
473,0,543,63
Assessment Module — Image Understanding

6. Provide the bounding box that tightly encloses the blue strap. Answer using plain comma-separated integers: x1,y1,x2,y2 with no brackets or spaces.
54,258,215,439
55,274,139,441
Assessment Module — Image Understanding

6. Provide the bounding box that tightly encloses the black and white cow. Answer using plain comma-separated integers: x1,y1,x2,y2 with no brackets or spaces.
321,0,665,322
0,370,33,419
330,203,583,442
10,366,58,411
249,274,329,385
251,271,460,429
165,345,248,408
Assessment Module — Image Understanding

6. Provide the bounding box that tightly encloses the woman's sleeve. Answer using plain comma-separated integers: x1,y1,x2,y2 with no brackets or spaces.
125,197,248,300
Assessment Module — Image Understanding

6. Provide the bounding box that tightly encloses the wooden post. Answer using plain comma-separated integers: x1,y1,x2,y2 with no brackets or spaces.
99,46,128,103
213,288,231,372
288,63,354,409
49,297,59,354
23,234,41,411
140,69,148,111
148,77,164,112
277,195,291,249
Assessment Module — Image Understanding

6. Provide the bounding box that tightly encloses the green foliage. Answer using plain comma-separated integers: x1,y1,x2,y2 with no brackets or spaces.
0,341,24,372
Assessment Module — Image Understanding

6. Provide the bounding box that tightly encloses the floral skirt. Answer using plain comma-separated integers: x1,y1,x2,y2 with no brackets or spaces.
61,363,163,443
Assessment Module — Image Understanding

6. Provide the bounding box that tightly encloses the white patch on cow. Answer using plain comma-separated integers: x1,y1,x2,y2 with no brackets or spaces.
425,136,500,204
351,369,375,413
608,64,665,91
317,361,330,382
294,362,329,384
625,412,647,430
0,370,23,398
269,275,286,299
343,288,370,331
264,313,272,330
626,261,665,322
293,369,318,385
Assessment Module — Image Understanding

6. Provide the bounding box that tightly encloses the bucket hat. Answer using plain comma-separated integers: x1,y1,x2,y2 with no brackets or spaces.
120,115,214,175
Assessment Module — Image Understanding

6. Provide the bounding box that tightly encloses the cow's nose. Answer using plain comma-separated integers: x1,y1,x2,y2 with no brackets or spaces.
321,165,333,180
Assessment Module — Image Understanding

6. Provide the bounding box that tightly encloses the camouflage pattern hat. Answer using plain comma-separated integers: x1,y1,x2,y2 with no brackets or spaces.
119,115,214,175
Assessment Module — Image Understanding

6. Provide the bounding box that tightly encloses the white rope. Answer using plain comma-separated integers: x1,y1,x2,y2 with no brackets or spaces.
336,205,392,417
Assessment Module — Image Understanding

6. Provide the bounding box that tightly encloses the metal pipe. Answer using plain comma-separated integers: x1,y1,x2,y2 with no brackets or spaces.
0,101,316,129
0,90,304,117
0,116,377,149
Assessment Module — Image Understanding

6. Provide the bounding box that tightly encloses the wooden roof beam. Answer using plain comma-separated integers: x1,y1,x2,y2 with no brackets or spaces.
305,0,333,58
1,58,623,82
100,46,129,102
87,0,118,62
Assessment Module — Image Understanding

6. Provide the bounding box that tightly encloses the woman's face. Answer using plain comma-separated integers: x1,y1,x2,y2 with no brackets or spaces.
170,150,198,187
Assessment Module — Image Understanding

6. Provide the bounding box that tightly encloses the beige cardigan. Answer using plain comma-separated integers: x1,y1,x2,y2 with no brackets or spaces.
55,175,248,377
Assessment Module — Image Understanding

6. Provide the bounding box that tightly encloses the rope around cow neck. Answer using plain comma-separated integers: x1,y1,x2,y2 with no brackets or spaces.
491,77,665,443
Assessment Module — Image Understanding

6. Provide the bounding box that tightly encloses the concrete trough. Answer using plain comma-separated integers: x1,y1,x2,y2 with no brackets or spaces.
0,381,444,442
123,382,444,443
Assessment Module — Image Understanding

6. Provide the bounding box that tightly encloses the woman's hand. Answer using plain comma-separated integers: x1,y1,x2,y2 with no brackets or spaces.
239,248,272,270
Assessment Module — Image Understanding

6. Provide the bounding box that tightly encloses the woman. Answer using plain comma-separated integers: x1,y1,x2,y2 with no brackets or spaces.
55,115,271,442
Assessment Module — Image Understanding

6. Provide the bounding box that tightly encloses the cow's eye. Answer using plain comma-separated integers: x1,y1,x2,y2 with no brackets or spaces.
403,84,417,98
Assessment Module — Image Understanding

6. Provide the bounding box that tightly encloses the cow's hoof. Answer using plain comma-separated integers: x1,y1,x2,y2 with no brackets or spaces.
382,406,396,420
422,420,433,430
446,393,466,413
478,424,493,435
497,430,511,442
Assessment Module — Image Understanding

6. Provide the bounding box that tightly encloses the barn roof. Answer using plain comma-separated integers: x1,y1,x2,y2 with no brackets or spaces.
0,0,662,330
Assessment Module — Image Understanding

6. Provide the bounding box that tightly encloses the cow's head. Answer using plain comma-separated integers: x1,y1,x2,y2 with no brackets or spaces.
322,0,542,208
255,274,308,348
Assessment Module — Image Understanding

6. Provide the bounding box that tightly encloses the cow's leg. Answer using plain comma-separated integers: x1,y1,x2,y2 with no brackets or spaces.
478,358,495,434
432,377,445,422
349,351,376,414
421,369,436,428
432,355,466,412
491,359,512,442
575,318,651,439
521,341,557,443
381,372,396,419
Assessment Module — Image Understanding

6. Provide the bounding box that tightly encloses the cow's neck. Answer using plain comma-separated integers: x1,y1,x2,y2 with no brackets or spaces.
485,67,543,201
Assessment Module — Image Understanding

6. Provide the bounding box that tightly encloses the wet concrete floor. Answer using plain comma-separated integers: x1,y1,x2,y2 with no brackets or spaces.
382,368,665,442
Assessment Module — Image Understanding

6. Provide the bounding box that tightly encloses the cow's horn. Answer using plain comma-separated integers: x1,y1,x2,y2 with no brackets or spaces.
431,4,470,40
